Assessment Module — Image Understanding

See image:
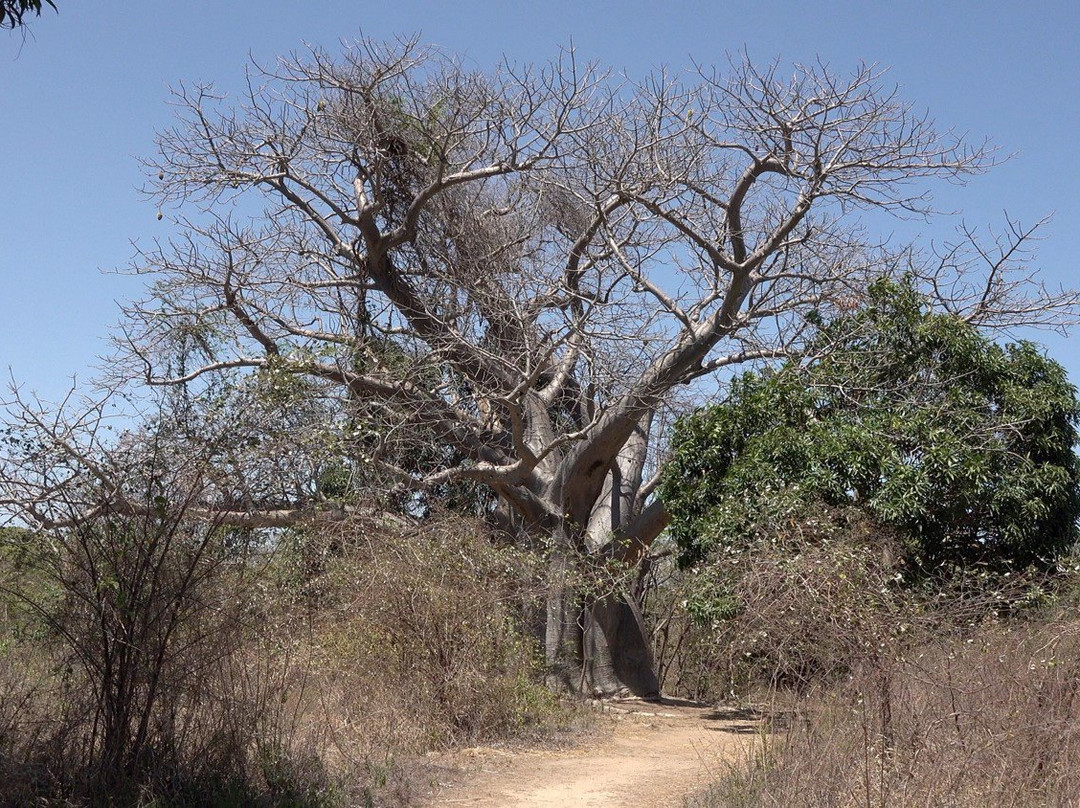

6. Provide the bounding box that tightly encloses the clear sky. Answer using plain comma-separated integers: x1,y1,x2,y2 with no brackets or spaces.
2,1,1078,403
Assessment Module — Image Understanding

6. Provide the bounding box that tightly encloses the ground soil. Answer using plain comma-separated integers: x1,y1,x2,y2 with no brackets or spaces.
425,699,762,808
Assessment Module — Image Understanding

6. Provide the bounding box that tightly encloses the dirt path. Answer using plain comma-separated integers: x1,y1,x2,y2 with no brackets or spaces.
427,700,761,808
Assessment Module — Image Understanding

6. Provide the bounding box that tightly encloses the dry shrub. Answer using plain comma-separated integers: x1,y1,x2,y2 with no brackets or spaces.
652,506,1055,703
0,511,569,806
226,511,572,806
648,511,916,701
640,547,723,701
272,513,568,780
669,509,1080,807
0,512,337,807
694,615,1080,808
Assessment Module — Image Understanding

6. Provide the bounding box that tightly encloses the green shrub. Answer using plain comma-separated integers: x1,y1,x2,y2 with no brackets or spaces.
662,278,1080,574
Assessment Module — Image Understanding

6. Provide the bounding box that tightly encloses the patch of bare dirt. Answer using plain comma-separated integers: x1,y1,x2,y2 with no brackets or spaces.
425,699,761,807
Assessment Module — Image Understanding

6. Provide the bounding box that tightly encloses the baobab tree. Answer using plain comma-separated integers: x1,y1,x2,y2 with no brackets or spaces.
4,38,1076,696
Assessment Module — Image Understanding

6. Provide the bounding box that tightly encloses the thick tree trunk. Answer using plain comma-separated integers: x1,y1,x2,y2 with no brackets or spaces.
509,403,663,697
543,550,582,693
580,418,660,697
542,554,660,698
535,416,662,698
582,593,660,698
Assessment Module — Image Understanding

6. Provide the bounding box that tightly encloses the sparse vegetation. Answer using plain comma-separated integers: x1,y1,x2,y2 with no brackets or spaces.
0,509,573,807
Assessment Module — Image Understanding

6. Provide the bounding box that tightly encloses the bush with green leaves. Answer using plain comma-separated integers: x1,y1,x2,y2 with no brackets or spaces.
662,278,1080,573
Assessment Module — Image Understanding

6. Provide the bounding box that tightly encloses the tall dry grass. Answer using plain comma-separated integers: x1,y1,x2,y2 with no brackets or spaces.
694,616,1080,807
677,532,1080,808
266,512,576,798
664,508,1080,807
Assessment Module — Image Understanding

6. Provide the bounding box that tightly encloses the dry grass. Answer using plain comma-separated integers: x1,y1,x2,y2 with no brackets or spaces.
266,512,580,805
667,511,1080,807
691,614,1080,807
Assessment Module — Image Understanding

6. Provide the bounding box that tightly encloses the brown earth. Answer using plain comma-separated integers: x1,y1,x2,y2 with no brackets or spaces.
426,699,762,808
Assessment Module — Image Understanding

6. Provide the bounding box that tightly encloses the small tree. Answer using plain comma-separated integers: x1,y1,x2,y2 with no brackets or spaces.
661,278,1080,572
0,416,274,800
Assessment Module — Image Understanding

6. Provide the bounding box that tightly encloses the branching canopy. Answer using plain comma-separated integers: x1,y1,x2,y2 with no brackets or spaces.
4,38,1076,552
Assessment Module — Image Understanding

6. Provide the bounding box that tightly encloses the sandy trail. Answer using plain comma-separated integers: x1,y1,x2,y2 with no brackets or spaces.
427,700,761,808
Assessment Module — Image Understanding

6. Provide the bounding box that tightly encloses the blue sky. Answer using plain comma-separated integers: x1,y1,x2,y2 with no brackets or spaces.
2,1,1078,403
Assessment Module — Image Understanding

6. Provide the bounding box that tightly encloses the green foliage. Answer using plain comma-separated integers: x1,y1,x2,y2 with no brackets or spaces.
0,527,60,648
662,278,1080,571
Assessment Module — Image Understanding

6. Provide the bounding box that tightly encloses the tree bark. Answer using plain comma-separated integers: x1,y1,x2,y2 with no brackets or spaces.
542,547,660,698
535,415,662,699
543,549,581,693
582,593,660,698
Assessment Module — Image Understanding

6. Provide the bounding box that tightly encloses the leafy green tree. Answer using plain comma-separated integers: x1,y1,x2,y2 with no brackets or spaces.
662,279,1080,571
